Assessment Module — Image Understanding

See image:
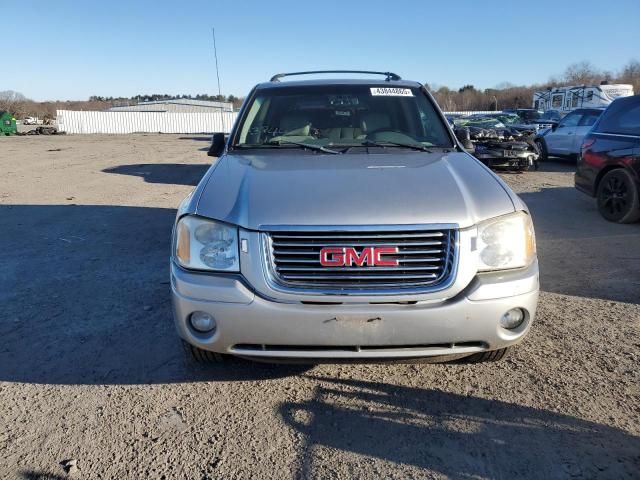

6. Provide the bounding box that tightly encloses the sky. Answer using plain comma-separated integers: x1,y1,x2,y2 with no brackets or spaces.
4,0,640,101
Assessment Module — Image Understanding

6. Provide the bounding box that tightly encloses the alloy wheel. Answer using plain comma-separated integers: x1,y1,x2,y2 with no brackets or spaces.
601,175,629,216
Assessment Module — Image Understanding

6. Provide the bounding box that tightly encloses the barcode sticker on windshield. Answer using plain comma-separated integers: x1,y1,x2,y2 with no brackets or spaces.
370,87,414,97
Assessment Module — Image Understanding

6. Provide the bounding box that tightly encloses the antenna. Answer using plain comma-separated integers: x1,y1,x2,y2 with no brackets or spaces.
212,27,222,97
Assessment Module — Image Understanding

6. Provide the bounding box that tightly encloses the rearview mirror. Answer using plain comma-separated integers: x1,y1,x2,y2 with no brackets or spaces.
208,132,227,157
454,128,474,152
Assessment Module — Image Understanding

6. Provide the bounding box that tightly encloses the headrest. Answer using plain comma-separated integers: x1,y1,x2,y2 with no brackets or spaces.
361,112,391,133
280,112,311,136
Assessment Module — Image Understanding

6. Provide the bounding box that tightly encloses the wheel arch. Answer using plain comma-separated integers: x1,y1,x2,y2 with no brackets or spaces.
534,137,546,148
595,164,639,193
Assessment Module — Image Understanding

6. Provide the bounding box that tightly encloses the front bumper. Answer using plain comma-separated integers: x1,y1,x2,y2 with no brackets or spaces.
171,260,539,361
475,151,538,169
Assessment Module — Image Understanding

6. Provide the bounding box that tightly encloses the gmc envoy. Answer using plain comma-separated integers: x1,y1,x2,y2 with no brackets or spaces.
170,71,539,363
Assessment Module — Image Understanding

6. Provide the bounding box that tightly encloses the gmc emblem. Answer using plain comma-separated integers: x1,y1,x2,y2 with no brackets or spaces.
319,247,399,267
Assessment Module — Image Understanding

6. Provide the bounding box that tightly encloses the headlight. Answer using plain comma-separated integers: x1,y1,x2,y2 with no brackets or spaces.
477,211,536,271
174,216,239,272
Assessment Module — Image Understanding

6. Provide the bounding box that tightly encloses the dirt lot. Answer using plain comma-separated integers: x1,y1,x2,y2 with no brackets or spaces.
1,134,639,479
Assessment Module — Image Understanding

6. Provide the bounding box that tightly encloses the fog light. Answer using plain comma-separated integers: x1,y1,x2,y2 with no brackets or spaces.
500,308,526,330
189,311,216,333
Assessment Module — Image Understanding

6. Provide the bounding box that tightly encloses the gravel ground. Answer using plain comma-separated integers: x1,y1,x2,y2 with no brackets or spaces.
0,134,638,479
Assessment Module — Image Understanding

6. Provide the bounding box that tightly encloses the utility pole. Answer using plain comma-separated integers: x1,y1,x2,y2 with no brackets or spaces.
212,27,222,97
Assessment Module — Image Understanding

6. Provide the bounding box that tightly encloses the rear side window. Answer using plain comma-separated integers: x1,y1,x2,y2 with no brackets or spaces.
578,112,600,127
559,113,581,128
597,97,640,136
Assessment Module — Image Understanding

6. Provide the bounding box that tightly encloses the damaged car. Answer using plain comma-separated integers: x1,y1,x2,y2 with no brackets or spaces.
453,115,539,171
472,135,539,172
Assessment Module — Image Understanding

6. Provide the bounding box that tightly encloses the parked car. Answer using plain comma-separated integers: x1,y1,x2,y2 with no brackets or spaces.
173,70,539,364
534,108,604,160
23,116,39,125
530,110,564,130
503,109,542,123
575,95,640,223
539,110,563,122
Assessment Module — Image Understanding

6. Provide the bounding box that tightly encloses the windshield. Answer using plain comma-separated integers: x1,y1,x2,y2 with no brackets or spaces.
494,114,522,125
540,110,561,121
233,85,452,150
453,116,506,129
517,110,541,121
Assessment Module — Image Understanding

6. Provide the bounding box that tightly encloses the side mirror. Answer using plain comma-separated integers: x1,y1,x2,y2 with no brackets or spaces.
454,128,474,152
208,132,227,157
550,121,559,131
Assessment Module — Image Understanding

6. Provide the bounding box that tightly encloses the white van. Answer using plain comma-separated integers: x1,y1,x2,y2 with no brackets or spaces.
533,84,633,112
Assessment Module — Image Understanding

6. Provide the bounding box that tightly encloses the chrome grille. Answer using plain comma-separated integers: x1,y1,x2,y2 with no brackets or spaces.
265,228,457,292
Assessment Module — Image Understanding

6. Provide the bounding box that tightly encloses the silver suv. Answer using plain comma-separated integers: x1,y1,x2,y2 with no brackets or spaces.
171,71,539,363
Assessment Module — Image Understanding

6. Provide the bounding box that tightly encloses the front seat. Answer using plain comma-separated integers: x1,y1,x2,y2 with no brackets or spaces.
361,112,392,134
279,112,312,137
321,117,363,141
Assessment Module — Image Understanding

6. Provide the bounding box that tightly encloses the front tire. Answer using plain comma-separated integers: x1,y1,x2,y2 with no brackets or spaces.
534,139,548,162
597,169,640,223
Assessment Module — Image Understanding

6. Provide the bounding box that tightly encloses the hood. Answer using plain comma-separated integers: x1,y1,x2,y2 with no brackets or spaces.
195,151,516,230
511,123,537,131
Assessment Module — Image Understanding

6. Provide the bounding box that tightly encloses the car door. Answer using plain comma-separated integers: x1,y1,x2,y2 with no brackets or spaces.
583,98,640,191
613,101,640,182
570,111,601,154
544,111,582,155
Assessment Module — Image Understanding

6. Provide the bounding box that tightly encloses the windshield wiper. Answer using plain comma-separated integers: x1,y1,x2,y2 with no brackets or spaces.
265,139,340,154
360,139,433,153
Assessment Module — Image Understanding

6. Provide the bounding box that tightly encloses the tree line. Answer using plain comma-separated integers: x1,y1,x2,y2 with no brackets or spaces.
0,93,245,120
427,60,640,112
2,60,638,119
88,93,242,105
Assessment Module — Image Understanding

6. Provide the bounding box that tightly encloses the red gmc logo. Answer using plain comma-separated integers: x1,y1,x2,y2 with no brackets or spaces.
319,247,399,267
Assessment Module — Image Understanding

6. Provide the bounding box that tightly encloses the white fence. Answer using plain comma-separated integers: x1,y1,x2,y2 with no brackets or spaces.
56,110,238,134
55,109,502,134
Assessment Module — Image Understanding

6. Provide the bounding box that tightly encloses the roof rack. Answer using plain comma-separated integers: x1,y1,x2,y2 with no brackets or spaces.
270,70,402,82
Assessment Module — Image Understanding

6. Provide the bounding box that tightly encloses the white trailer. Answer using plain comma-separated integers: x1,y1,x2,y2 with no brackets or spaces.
533,84,633,112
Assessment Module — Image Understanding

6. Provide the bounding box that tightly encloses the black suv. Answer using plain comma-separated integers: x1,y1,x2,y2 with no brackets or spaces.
575,95,640,223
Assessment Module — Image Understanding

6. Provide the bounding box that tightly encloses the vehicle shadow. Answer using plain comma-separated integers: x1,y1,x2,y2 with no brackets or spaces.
102,163,210,186
0,204,309,385
280,375,639,479
516,179,640,304
19,471,67,480
178,136,212,142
